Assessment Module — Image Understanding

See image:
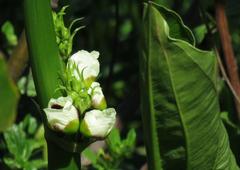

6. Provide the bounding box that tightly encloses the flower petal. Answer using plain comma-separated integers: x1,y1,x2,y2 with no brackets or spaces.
68,50,100,83
88,82,107,110
44,96,79,134
80,108,116,138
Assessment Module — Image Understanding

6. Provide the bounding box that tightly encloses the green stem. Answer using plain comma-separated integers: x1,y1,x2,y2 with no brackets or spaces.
23,0,81,169
47,140,81,170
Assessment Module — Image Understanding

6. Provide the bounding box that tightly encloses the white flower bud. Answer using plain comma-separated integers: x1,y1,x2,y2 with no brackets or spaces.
43,96,79,134
80,108,116,138
68,50,100,86
88,82,107,110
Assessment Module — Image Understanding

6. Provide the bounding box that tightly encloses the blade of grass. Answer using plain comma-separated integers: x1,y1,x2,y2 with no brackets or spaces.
23,0,81,169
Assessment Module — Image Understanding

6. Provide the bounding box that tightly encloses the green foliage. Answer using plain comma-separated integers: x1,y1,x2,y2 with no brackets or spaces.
1,21,18,47
53,6,84,62
83,128,136,170
193,25,207,45
3,115,47,170
17,71,37,97
106,128,136,158
0,56,19,132
141,2,239,170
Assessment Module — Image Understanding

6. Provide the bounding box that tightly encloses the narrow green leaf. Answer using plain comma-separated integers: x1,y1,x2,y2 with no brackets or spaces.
0,56,19,132
141,2,239,170
107,128,121,146
24,0,63,107
124,129,136,147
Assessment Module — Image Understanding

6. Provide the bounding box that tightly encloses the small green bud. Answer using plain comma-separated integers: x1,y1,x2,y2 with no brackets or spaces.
72,94,91,114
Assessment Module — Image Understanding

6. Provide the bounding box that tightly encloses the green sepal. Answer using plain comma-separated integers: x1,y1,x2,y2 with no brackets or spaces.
80,120,91,137
84,76,96,88
93,97,107,110
70,92,91,114
64,119,80,134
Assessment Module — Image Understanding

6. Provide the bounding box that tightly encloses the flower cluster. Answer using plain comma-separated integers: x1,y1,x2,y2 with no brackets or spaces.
44,50,116,138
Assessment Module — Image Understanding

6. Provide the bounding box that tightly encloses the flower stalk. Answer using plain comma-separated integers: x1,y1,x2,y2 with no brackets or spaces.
24,1,116,170
46,50,116,139
23,0,81,169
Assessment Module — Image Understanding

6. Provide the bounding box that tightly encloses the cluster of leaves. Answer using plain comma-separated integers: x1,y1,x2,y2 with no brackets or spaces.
1,115,46,170
83,128,136,170
58,63,91,113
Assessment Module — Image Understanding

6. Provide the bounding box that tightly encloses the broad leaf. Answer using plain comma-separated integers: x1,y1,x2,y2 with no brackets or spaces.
141,2,239,170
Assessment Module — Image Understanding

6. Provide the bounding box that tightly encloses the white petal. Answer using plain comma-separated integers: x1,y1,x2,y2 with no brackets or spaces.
48,96,73,108
88,82,106,109
90,51,99,59
44,96,79,133
68,50,100,80
82,108,116,137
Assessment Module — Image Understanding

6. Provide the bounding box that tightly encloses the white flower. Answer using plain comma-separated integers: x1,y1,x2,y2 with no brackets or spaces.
68,50,100,86
43,96,79,134
80,108,116,138
88,82,107,110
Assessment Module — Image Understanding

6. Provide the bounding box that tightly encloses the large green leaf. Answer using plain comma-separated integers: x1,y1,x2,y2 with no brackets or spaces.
0,55,19,132
141,2,239,170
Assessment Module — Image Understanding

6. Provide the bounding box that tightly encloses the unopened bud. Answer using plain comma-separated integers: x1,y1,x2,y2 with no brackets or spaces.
80,108,116,138
44,96,79,134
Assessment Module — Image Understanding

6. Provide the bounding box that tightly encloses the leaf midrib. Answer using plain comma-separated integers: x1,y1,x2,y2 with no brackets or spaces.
147,4,162,170
153,10,190,170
